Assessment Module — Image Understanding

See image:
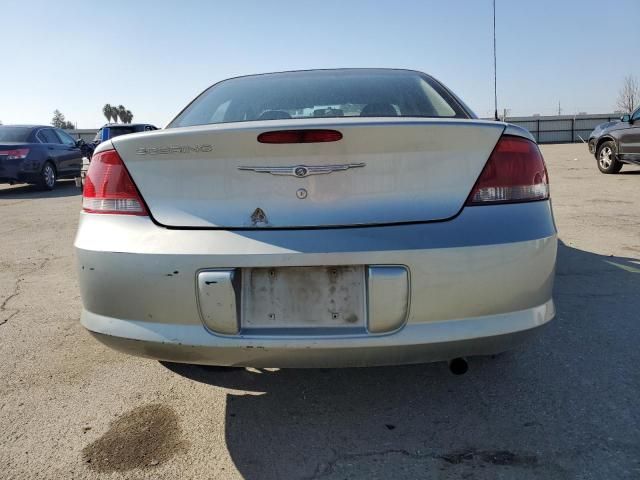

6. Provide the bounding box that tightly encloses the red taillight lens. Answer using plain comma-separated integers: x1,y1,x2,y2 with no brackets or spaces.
466,135,549,205
257,129,343,144
0,148,30,159
82,149,147,215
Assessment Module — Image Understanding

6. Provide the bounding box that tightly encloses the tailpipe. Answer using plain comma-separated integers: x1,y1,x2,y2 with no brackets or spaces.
448,357,468,375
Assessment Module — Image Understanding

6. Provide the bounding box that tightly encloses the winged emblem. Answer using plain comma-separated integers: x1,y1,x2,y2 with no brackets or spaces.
238,163,365,178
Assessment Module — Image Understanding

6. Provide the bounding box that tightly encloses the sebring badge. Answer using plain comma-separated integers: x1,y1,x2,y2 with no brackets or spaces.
136,144,213,155
238,163,365,178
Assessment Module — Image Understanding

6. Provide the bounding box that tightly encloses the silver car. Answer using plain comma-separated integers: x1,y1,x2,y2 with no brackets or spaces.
75,69,556,370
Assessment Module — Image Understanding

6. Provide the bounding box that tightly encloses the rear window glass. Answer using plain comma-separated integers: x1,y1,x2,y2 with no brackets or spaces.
108,127,137,138
169,70,468,128
0,127,31,142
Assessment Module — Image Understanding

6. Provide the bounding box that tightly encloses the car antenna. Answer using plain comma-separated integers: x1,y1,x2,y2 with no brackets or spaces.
493,0,499,121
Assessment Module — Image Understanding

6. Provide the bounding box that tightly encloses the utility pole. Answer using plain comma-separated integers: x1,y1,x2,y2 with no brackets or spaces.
557,101,562,116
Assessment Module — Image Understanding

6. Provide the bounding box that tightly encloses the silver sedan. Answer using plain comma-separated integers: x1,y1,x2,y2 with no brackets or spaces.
75,69,556,370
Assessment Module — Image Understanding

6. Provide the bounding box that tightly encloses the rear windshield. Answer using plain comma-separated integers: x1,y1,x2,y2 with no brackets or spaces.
169,70,469,128
109,127,138,138
0,127,31,142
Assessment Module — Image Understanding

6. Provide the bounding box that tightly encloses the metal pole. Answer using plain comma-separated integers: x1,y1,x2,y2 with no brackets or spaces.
493,0,498,121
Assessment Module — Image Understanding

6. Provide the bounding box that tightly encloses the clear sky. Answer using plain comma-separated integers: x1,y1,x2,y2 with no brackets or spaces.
2,0,639,128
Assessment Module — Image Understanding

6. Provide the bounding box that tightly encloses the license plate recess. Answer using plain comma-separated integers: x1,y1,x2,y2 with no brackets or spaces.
241,266,366,330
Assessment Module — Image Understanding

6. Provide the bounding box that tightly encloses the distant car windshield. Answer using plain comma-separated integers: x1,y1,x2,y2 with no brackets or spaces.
0,127,31,142
169,70,469,128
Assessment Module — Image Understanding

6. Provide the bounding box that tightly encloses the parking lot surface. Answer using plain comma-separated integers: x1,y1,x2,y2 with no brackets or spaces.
0,144,639,479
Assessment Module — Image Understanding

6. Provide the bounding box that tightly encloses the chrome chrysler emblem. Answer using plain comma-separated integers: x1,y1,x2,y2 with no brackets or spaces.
294,166,308,177
238,163,365,178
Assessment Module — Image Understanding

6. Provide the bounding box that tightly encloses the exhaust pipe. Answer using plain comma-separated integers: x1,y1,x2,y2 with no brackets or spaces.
448,357,468,375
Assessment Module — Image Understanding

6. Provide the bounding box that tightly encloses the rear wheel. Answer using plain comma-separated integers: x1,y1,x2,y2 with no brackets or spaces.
37,162,57,190
596,141,623,174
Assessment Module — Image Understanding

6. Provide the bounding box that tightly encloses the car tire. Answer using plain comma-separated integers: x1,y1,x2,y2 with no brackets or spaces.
596,141,623,174
37,162,57,190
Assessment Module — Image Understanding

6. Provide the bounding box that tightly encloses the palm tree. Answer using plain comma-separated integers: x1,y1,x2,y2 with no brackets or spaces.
117,105,126,124
111,107,119,123
102,103,113,123
124,110,133,124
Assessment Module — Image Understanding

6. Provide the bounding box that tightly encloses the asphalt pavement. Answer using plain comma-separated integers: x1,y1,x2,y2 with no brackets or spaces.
0,144,639,479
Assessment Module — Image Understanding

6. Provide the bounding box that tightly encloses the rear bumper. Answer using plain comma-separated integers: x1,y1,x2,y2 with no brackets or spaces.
0,158,42,184
75,201,557,367
84,300,553,367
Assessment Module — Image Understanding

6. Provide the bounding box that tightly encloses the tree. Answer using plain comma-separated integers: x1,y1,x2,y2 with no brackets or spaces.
103,104,113,123
51,110,67,128
51,110,76,129
117,105,126,124
102,103,133,123
616,75,639,113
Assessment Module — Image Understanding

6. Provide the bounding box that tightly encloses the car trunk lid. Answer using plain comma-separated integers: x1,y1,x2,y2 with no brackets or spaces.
112,118,505,228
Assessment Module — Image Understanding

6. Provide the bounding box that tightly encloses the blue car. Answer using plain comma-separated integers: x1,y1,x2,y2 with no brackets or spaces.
0,125,84,190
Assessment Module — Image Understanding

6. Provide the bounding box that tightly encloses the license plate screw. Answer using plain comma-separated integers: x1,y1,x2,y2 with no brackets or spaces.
331,312,339,320
268,313,275,319
269,270,275,278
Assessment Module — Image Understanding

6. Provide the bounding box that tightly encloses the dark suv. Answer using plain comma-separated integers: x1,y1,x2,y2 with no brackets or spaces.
76,123,159,188
93,123,158,145
589,107,640,173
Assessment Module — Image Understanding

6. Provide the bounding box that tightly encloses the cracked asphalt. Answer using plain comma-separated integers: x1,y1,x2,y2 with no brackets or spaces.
1,144,639,479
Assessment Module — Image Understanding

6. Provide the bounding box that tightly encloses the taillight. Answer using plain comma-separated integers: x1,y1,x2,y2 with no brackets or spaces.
0,148,29,159
466,135,549,205
82,149,147,215
258,129,342,144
